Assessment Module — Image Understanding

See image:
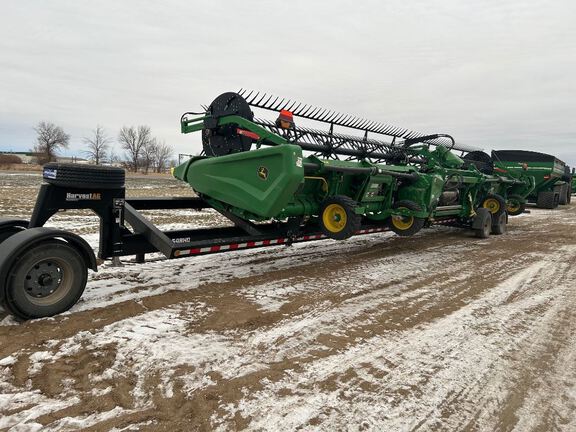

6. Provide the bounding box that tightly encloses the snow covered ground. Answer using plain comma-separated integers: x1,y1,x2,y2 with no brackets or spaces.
0,172,575,431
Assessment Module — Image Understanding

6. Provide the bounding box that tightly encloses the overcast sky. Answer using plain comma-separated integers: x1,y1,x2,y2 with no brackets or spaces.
1,0,575,164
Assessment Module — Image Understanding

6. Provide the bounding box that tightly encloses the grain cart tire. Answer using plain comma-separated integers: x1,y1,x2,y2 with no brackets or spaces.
491,212,507,235
482,194,506,218
320,196,361,240
536,191,557,209
43,163,125,190
389,200,426,237
559,184,568,205
506,195,526,216
3,240,88,319
473,208,492,238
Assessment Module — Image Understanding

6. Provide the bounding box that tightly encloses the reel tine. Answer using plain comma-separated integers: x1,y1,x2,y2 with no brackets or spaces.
242,89,255,101
272,98,287,110
299,105,315,117
324,111,340,123
307,106,323,118
332,112,347,124
286,100,298,111
254,93,268,105
290,102,303,114
317,109,332,121
348,117,365,128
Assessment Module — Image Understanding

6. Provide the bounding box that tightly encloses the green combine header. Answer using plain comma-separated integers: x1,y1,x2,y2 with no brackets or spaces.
174,91,534,239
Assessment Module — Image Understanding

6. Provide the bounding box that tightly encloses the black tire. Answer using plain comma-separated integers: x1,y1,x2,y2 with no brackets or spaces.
3,240,88,319
320,195,361,240
0,226,26,244
558,184,568,205
473,208,492,238
506,195,526,216
389,200,426,237
43,163,125,190
491,212,507,235
536,191,557,209
481,193,506,217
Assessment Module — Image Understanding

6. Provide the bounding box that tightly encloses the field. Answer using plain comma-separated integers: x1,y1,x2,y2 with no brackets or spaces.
1,172,575,431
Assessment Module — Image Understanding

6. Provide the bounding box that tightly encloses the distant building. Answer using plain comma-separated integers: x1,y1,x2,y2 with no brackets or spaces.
0,151,40,163
0,151,88,164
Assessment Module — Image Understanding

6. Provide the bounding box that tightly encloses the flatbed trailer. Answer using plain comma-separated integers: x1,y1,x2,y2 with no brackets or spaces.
0,173,468,320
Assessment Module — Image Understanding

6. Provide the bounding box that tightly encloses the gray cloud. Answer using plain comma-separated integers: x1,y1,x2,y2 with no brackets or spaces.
1,0,575,164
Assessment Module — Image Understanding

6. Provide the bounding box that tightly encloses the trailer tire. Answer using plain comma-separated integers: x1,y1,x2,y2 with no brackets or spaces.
3,240,88,320
43,163,125,190
558,184,568,205
389,200,426,237
536,191,558,209
482,194,506,217
506,195,526,216
0,226,26,244
473,208,492,238
320,196,361,240
491,212,507,235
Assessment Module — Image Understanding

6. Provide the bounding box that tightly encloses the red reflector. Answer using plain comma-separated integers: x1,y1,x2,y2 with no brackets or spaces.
236,128,260,140
279,110,294,121
494,167,507,173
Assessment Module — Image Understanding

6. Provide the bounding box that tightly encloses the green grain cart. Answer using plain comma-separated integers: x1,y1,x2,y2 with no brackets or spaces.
492,150,572,210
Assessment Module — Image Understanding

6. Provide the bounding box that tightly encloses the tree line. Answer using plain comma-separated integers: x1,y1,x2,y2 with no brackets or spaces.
33,121,174,173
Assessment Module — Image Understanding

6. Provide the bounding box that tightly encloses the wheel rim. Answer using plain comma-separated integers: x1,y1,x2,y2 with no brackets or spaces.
323,204,347,233
483,198,500,214
507,199,521,213
391,207,414,230
23,257,74,306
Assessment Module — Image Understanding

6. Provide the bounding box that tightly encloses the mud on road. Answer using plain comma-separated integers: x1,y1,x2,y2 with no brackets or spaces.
1,173,575,431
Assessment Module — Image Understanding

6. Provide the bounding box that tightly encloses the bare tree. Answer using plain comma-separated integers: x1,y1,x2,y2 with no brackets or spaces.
118,125,152,172
83,125,111,165
33,122,70,164
153,141,173,173
141,139,158,174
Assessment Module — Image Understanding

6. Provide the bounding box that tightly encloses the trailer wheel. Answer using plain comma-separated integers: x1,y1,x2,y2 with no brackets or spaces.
559,184,568,205
43,163,125,190
506,195,526,216
320,196,361,240
0,226,26,244
473,208,492,238
482,194,506,217
491,212,507,235
389,200,426,237
3,240,88,319
536,191,558,209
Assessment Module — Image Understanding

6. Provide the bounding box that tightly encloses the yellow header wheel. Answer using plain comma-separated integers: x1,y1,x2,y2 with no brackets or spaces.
482,197,501,214
507,202,520,213
322,203,348,233
391,207,415,231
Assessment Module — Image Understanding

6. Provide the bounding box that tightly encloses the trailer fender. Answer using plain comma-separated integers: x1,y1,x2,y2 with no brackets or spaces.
0,228,97,302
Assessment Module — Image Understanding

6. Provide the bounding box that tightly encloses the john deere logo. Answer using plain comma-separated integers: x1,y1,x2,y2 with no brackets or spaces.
257,166,269,180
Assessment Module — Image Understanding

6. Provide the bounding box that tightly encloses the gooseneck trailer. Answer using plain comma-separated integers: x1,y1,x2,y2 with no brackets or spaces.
0,91,521,320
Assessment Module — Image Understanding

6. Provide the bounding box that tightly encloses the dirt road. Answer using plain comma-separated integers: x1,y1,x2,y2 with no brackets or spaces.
1,173,575,431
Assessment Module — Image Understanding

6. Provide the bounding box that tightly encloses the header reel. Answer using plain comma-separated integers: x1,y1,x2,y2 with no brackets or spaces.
182,90,480,161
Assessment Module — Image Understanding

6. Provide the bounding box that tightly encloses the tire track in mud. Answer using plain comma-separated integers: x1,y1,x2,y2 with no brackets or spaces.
0,206,575,430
